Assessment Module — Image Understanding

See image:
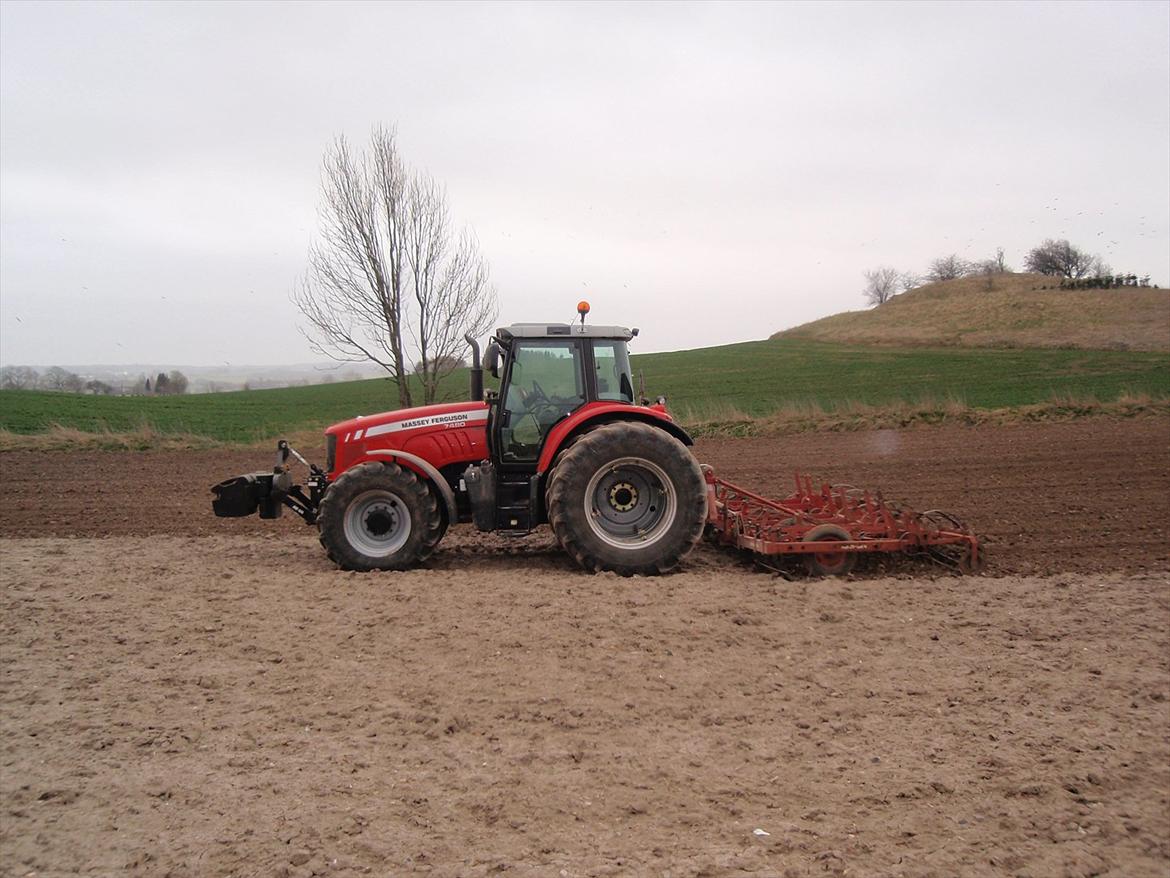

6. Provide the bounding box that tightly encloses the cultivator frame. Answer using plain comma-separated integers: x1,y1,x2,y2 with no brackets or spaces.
702,466,985,575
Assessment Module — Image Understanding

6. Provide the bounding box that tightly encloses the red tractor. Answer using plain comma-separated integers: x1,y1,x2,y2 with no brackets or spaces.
213,304,708,574
213,305,983,576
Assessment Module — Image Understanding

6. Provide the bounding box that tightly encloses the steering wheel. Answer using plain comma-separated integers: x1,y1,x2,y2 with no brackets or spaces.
525,379,549,406
517,379,560,431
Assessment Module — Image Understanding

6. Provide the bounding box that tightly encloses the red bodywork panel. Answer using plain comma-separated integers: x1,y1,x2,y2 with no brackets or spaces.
325,399,683,481
326,401,490,480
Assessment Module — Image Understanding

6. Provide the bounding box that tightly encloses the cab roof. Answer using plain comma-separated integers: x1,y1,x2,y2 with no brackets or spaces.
497,323,637,341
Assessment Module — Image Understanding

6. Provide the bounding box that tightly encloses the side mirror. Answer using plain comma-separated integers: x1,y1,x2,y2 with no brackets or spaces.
485,341,501,379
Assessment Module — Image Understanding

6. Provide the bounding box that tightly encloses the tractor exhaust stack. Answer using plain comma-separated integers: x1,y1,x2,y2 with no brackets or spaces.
464,332,484,402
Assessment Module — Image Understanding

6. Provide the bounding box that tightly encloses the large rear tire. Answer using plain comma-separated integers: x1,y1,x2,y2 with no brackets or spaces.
546,422,706,575
317,461,443,571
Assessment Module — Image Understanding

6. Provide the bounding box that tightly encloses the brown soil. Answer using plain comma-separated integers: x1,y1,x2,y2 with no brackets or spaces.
1,418,1167,576
1,419,1168,876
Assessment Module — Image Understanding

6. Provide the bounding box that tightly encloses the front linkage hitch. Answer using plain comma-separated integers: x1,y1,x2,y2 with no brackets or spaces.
211,440,329,524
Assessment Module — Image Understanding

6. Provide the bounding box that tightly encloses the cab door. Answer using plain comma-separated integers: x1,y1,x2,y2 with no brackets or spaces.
494,339,587,467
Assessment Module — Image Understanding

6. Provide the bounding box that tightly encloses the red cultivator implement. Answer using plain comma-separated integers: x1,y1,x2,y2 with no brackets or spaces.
702,466,985,576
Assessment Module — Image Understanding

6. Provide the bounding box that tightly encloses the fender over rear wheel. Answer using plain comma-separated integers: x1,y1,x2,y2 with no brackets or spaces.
317,461,444,571
546,421,706,575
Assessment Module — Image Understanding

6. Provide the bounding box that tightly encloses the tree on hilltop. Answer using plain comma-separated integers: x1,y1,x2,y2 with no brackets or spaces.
970,248,1012,291
926,254,972,282
970,247,1011,276
1024,239,1104,279
863,267,902,306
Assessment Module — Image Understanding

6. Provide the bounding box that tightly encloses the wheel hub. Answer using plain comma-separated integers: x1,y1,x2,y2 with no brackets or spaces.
608,481,638,512
363,504,398,537
585,458,677,549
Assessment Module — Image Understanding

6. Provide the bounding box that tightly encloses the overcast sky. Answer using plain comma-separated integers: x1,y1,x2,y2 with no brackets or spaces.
1,0,1167,368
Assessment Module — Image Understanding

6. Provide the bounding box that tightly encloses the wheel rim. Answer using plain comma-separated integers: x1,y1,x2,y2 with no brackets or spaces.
813,544,848,571
803,525,854,575
584,457,677,550
343,489,412,557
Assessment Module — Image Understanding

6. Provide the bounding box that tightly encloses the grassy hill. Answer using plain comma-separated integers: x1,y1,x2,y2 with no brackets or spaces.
2,338,1167,443
774,273,1170,351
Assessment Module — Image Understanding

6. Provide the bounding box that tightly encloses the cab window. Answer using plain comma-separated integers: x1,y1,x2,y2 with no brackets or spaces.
594,341,635,403
500,341,585,462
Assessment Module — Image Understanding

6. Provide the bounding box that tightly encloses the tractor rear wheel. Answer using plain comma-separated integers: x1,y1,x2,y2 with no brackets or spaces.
317,461,443,571
546,422,706,576
802,523,857,577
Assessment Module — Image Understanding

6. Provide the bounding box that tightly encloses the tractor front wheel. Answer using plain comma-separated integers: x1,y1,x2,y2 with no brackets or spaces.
317,461,443,571
547,422,706,576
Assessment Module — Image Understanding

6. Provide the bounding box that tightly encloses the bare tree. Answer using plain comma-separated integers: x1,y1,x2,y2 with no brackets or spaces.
0,365,39,390
1024,239,1101,279
900,272,921,293
167,370,189,395
926,254,972,282
863,266,901,306
41,366,83,392
1088,256,1112,278
293,126,497,407
969,247,1012,290
971,247,1011,276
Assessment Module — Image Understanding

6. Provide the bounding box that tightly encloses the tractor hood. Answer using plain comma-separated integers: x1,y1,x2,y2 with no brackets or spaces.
325,401,490,441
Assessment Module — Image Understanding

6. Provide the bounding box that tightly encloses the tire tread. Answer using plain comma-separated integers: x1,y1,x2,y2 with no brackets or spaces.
317,461,443,571
546,422,705,576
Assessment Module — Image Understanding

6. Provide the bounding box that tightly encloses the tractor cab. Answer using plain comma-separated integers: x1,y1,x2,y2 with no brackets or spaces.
485,320,638,466
459,305,676,535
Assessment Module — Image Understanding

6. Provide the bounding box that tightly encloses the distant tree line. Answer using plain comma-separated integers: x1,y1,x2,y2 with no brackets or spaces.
0,365,89,392
0,366,189,394
863,238,1154,306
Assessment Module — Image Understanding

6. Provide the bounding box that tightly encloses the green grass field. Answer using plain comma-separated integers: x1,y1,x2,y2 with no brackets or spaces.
1,339,1167,441
641,339,1170,419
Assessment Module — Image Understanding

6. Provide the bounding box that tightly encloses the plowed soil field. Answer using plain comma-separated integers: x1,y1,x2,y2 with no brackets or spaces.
1,419,1168,877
